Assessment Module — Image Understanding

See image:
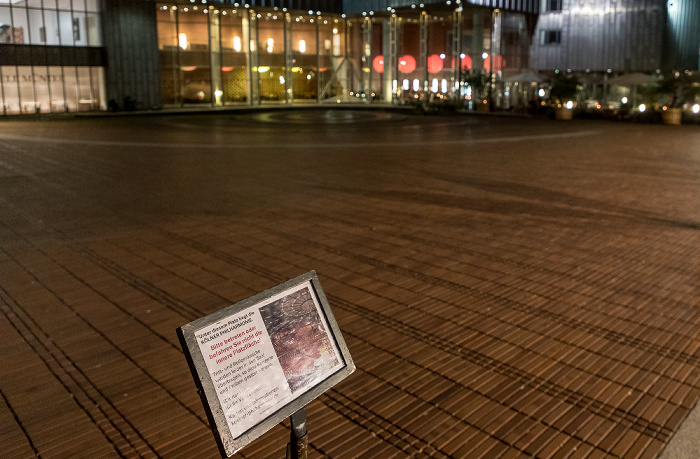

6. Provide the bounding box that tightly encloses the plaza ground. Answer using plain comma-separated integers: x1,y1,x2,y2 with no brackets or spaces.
1,111,699,458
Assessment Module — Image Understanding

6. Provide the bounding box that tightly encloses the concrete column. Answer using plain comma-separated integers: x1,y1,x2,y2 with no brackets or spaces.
244,11,258,105
101,0,161,109
209,10,222,106
382,18,395,103
472,10,484,71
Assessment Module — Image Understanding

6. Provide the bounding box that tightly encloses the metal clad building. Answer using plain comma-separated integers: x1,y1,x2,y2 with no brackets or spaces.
665,0,700,71
103,0,161,110
343,0,539,14
531,0,667,72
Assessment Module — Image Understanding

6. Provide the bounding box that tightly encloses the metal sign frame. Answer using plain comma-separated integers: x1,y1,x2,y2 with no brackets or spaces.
177,271,355,458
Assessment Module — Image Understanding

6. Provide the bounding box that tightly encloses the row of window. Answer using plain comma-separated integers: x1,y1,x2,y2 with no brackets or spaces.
0,1,100,12
0,3,101,46
0,65,105,114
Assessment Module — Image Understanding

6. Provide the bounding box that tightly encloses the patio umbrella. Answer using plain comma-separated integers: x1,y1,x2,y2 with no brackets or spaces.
608,72,659,86
502,70,546,83
501,70,545,108
608,73,660,107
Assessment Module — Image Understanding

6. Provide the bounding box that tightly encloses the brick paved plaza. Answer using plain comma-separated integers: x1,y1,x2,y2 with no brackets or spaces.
1,111,699,458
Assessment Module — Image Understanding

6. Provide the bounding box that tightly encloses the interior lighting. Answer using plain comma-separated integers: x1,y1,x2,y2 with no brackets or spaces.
439,54,446,59
333,28,338,34
413,79,420,91
639,104,646,112
427,54,443,73
307,74,312,80
267,38,274,53
279,76,285,84
178,33,187,50
257,66,270,72
214,90,223,97
441,79,447,93
431,78,438,93
403,79,409,90
233,36,241,52
538,89,545,97
482,52,488,60
693,104,700,114
399,55,416,73
460,53,465,59
373,55,385,73
299,39,306,53
621,97,628,104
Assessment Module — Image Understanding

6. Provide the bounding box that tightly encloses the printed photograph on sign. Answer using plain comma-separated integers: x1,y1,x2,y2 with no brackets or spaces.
259,286,342,392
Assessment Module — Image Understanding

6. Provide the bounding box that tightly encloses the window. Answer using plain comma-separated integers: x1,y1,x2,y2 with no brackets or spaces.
541,29,561,45
544,0,562,11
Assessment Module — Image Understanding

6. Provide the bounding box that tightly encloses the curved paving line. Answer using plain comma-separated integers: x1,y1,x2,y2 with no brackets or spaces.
250,216,700,372
417,169,700,231
0,161,386,458
320,388,449,458
0,130,602,150
285,197,700,351
0,286,156,458
204,222,687,442
161,224,675,445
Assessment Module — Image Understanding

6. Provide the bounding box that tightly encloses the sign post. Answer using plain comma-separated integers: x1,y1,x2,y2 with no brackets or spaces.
287,407,308,459
177,271,355,457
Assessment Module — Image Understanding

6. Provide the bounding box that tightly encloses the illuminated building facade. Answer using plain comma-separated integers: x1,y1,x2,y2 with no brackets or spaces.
0,0,697,115
155,0,537,107
0,0,104,115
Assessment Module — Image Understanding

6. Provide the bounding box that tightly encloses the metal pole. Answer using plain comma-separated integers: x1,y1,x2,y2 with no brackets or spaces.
286,407,308,459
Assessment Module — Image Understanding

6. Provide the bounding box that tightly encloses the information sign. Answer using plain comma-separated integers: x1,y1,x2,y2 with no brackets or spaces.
177,271,355,457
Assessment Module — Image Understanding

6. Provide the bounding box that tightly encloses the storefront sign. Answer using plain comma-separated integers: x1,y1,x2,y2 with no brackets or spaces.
177,271,355,457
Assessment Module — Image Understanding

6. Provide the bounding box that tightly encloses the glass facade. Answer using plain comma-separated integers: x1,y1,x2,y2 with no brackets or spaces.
0,65,104,114
156,3,533,109
0,0,105,114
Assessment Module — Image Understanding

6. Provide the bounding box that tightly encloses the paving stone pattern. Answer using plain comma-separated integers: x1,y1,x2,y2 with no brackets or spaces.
0,113,699,458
